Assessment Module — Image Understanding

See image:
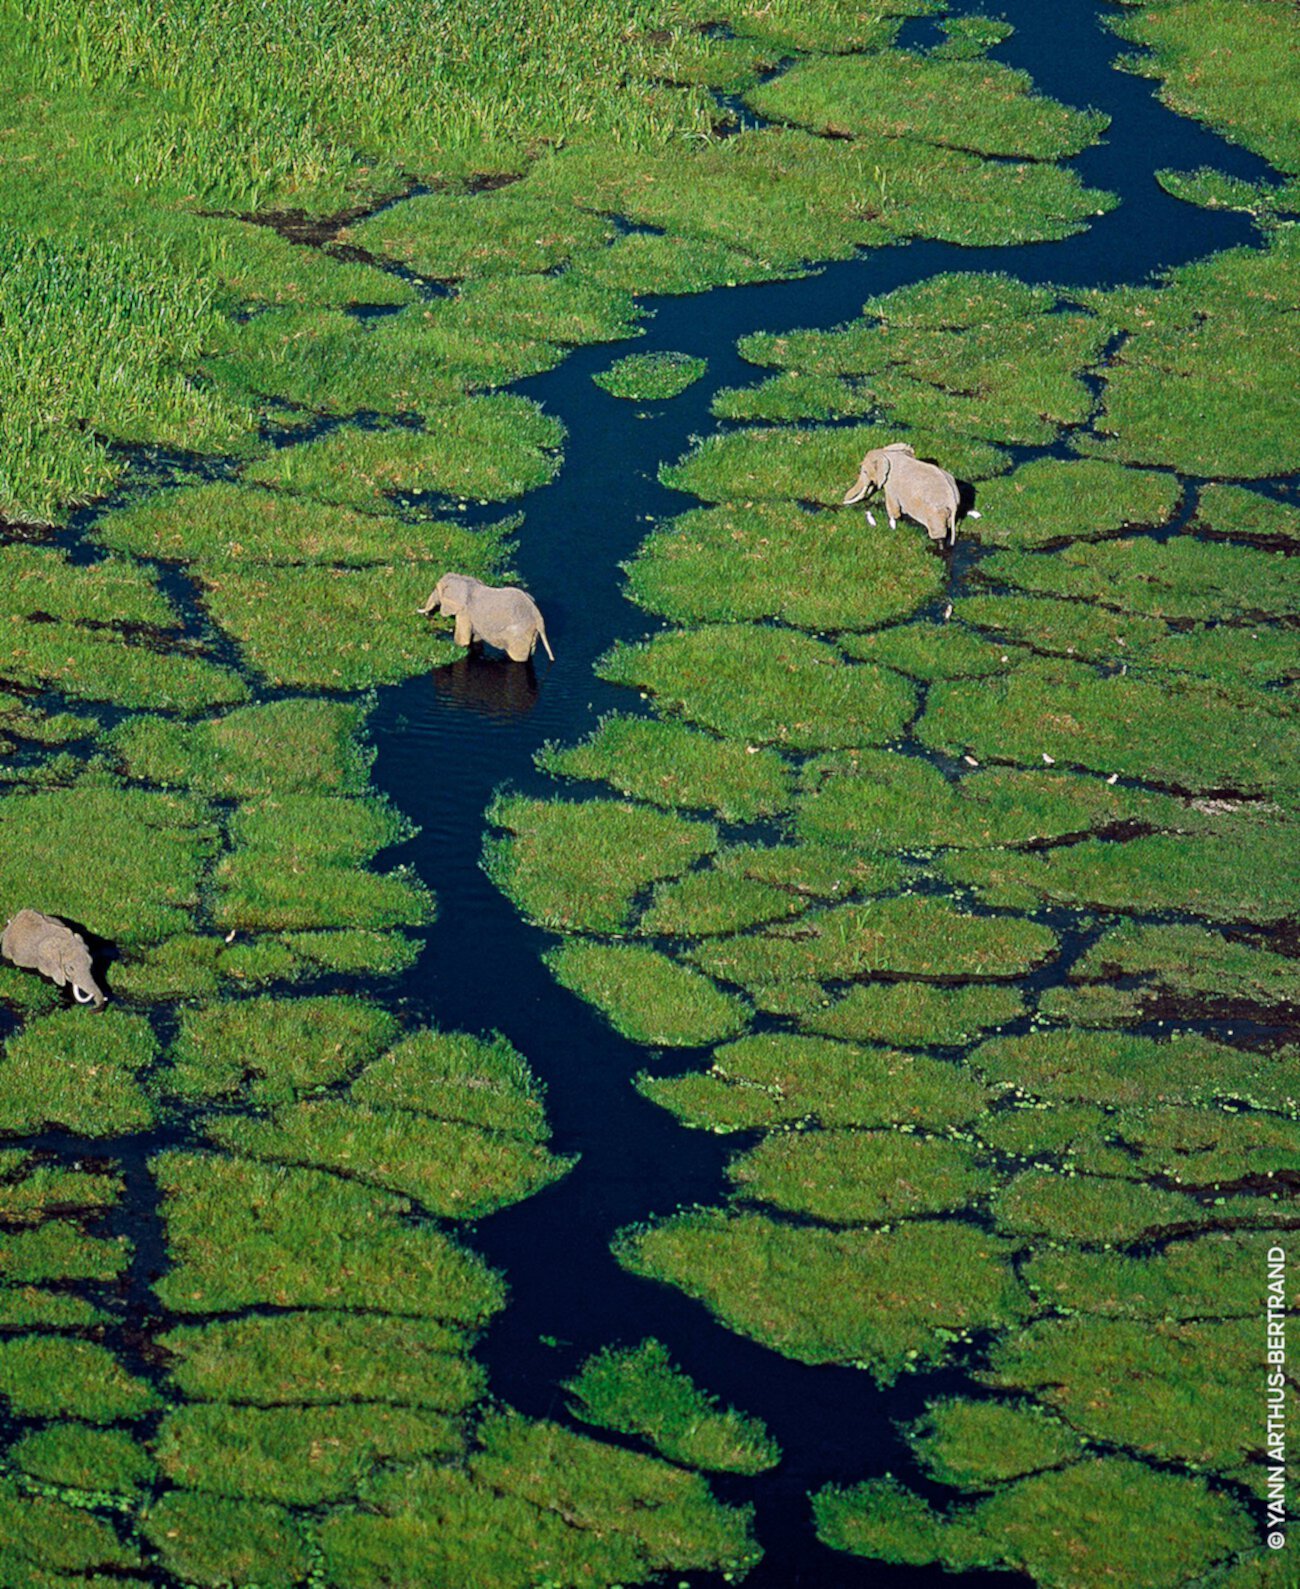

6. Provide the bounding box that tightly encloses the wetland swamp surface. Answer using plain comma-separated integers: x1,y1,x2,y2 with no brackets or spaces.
0,0,1296,1585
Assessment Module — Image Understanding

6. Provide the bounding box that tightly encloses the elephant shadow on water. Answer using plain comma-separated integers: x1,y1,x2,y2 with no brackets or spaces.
429,653,542,719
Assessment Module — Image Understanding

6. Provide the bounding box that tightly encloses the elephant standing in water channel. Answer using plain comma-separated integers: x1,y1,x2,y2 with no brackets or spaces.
844,442,978,545
419,573,555,663
1,909,106,1007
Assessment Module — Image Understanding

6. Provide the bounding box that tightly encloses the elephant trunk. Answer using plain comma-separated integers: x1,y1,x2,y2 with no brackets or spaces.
843,474,873,505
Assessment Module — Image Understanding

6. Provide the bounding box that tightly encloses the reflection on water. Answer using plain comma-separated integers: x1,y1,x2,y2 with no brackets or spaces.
428,653,543,719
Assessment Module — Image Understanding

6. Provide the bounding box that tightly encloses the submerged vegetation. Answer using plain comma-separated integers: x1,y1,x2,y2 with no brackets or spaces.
0,0,1296,1582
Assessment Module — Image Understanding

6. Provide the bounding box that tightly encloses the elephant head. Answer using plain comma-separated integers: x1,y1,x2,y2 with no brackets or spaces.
1,910,106,1007
843,443,916,504
417,573,482,618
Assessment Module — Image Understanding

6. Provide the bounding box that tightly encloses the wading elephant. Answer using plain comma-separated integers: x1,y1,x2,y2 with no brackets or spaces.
418,573,555,663
843,443,978,545
1,910,106,1007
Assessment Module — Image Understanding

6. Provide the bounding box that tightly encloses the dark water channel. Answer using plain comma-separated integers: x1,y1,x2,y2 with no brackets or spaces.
356,4,1272,1582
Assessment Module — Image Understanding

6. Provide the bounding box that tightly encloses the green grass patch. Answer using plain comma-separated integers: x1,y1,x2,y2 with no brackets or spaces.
910,1399,1080,1489
969,1029,1298,1113
164,994,398,1104
1072,921,1300,1012
157,1401,462,1505
840,622,1025,680
159,1310,480,1408
796,751,1200,853
990,1170,1207,1244
152,1151,505,1321
538,714,793,821
729,1128,995,1223
0,1008,157,1136
0,229,254,524
1023,1230,1269,1321
246,397,564,507
749,52,1107,160
733,276,1108,447
691,894,1057,985
1107,0,1300,177
639,867,812,938
207,1100,573,1218
983,1314,1263,1474
624,502,944,629
321,1409,761,1587
0,1156,121,1221
639,1032,992,1132
815,1458,1252,1586
95,480,507,568
943,827,1300,925
199,562,474,688
0,1474,141,1574
577,230,796,296
599,626,917,750
1102,1105,1300,1186
565,1337,779,1474
1082,231,1300,477
919,656,1300,795
484,795,717,934
141,1491,311,1589
967,458,1181,548
10,1424,155,1496
0,544,177,627
0,1288,109,1329
546,942,749,1047
215,797,433,932
346,181,616,280
1,619,248,714
351,1027,548,1140
594,351,707,400
800,981,1025,1047
0,1221,130,1283
714,839,905,898
710,369,877,423
1196,482,1300,544
660,422,1006,504
617,1209,1027,1379
0,1335,159,1421
107,697,373,797
977,536,1300,621
583,125,1113,263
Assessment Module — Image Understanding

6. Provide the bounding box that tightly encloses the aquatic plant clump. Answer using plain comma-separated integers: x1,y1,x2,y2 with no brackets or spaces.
484,794,718,933
565,1337,780,1473
639,1032,993,1133
617,1210,1029,1379
593,351,708,400
547,942,750,1047
599,626,917,750
537,714,794,822
624,502,944,629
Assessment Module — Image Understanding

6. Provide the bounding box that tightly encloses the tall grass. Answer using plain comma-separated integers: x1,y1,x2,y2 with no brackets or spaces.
0,229,249,520
3,0,717,207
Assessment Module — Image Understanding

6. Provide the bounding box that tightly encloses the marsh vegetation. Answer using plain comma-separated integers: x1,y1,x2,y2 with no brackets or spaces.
0,0,1295,1584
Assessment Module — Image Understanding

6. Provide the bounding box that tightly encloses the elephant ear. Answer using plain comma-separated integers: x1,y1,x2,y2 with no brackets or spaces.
37,942,68,985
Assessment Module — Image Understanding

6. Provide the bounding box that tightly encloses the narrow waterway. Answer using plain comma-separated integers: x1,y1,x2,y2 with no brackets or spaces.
363,3,1276,1580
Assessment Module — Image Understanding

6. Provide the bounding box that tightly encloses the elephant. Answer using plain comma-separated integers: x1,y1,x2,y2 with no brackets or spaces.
1,910,106,1007
418,573,554,663
843,443,979,545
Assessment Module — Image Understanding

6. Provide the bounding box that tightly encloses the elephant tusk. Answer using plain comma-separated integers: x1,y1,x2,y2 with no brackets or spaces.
72,984,94,1003
843,479,870,504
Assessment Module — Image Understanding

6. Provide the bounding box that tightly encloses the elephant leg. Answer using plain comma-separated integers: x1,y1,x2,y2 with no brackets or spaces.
884,484,902,529
505,632,534,663
453,614,473,646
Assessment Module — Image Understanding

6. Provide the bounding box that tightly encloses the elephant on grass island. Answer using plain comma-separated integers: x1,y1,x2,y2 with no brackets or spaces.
844,443,979,545
2,910,106,1007
419,574,554,663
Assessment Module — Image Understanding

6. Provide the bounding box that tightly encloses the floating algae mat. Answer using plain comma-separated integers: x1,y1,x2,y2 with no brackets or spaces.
0,0,1297,1584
